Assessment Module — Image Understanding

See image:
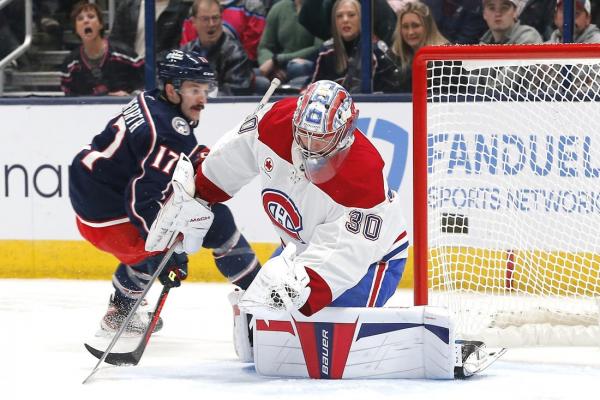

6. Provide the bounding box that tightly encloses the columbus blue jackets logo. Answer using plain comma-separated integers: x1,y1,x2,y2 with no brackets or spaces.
172,117,190,136
262,189,305,243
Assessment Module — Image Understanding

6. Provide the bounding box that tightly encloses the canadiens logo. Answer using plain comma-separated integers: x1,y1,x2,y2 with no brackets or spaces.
172,117,190,136
264,157,273,172
261,189,305,243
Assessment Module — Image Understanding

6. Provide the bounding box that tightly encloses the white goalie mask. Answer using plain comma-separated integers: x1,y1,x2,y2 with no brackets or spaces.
292,80,358,184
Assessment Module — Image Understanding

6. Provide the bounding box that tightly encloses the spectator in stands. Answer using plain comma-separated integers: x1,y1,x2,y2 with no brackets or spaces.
375,0,448,93
60,1,144,96
479,0,543,44
109,0,193,59
423,0,488,44
180,0,254,95
256,0,322,89
310,0,399,93
517,0,557,41
299,0,397,46
540,0,600,98
547,0,600,43
180,0,267,63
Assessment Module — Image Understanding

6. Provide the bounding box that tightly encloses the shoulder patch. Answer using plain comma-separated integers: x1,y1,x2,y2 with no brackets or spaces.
172,117,190,136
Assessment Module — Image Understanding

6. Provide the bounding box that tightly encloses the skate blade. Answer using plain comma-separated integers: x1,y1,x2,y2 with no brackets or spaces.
464,347,507,376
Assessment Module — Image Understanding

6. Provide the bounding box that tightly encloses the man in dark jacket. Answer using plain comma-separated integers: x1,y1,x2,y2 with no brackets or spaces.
109,0,193,59
424,0,488,44
180,0,254,95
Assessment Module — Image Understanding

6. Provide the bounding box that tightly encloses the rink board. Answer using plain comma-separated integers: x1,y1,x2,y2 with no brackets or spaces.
0,98,415,284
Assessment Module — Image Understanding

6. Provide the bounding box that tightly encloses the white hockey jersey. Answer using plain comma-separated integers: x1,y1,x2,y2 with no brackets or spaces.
196,97,409,315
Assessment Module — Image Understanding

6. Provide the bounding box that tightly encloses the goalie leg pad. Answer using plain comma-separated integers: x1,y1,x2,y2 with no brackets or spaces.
252,306,458,379
228,289,254,362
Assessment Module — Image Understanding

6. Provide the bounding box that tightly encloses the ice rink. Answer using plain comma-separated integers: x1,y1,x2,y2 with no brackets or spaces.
2,279,599,400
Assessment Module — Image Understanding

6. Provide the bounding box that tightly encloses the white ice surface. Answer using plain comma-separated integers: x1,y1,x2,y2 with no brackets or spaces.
1,279,599,400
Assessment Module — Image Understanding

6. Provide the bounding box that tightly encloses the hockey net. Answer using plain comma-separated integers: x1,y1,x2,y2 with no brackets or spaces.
412,44,600,347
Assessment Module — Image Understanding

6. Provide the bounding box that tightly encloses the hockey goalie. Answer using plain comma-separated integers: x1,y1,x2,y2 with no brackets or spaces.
147,80,505,379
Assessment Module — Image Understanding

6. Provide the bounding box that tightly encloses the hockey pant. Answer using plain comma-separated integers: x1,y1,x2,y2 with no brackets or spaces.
269,245,407,308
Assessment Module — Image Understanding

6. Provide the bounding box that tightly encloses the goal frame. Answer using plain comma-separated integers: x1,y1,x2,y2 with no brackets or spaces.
412,43,600,307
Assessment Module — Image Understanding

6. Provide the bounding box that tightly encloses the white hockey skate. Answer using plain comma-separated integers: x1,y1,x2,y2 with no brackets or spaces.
454,340,507,378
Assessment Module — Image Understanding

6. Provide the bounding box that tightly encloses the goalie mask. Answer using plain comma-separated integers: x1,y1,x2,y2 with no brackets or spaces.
292,80,358,184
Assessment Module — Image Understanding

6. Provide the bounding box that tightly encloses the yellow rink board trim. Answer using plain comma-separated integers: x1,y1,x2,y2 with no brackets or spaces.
429,247,600,297
0,240,415,288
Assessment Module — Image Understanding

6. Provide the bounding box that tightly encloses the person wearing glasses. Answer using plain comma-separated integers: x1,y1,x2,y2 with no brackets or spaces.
180,0,254,95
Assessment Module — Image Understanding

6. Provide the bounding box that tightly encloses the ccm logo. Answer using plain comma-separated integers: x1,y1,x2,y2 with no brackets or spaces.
321,329,329,375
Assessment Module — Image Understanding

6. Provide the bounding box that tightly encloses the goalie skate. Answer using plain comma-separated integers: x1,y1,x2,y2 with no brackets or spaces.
454,340,507,379
99,294,163,337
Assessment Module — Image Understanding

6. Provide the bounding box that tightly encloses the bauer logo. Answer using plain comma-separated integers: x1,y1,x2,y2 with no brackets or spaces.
320,327,330,376
261,189,305,243
356,118,408,191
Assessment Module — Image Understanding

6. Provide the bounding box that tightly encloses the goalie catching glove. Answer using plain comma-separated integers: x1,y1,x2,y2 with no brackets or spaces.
239,243,310,313
145,154,214,254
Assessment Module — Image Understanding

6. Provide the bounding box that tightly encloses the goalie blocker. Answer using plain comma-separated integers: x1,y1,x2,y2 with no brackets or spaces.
238,305,505,379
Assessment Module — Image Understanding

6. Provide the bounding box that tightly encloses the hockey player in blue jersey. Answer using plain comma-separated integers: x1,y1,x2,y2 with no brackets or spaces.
69,49,261,335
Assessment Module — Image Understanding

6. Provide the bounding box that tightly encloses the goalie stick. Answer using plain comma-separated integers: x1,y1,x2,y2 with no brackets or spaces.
82,242,179,384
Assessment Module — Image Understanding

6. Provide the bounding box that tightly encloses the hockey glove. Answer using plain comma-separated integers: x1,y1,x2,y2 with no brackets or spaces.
154,252,188,288
145,154,214,254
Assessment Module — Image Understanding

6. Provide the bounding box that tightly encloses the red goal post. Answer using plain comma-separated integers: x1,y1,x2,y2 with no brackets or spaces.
411,44,600,346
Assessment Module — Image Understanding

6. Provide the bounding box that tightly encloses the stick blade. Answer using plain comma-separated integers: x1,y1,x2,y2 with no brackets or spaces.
84,343,141,366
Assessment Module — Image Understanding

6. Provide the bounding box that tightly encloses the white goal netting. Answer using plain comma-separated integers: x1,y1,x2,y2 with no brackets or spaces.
421,47,600,346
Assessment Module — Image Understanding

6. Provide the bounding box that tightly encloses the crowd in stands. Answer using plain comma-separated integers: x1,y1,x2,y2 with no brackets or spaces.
2,0,600,97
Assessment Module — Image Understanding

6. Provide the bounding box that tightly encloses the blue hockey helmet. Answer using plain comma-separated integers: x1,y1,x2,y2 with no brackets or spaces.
157,49,218,96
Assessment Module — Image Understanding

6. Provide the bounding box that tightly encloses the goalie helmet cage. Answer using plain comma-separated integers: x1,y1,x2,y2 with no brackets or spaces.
412,43,600,347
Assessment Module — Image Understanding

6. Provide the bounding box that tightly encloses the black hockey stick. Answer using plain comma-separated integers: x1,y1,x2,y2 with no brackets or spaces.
84,284,171,366
82,242,178,384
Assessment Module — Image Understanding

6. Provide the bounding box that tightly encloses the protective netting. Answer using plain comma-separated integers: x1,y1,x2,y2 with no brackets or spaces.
425,55,600,346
